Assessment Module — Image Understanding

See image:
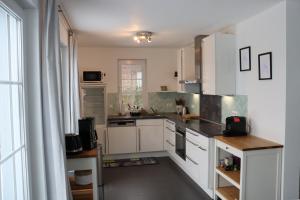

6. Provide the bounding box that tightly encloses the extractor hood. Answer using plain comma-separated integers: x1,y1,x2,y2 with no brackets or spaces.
179,35,207,84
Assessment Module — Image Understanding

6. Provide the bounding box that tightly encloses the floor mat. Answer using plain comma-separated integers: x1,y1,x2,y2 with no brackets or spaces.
103,157,159,168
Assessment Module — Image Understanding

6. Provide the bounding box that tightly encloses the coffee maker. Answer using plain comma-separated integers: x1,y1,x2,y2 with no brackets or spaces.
78,117,98,150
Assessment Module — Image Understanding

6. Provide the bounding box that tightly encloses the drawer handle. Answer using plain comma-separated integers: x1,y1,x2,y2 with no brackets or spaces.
166,127,175,133
188,131,199,137
186,155,199,165
186,138,199,147
166,140,175,147
167,120,175,125
198,146,207,151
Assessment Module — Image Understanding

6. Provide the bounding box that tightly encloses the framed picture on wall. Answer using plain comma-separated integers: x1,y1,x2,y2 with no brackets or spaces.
258,52,272,80
239,46,251,71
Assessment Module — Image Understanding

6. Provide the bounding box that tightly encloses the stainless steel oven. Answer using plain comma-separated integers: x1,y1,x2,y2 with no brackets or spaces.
175,126,186,160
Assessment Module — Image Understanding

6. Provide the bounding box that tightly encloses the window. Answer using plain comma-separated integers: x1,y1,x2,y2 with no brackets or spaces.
118,59,147,110
0,4,29,200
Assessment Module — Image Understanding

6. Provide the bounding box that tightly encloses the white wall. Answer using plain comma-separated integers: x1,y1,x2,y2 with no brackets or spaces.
235,2,286,144
284,0,300,198
78,47,178,93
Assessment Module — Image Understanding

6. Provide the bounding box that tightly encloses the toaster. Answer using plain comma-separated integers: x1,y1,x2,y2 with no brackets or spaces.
223,116,247,137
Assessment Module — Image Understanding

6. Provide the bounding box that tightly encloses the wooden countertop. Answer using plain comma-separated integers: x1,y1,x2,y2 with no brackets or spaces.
215,135,283,151
67,149,97,159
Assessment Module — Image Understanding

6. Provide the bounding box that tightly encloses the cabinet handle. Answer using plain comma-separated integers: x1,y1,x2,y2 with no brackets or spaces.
167,120,175,126
138,128,141,151
107,130,109,154
104,129,106,154
166,140,175,147
188,131,199,137
186,155,199,165
166,127,175,133
198,146,207,151
186,138,199,147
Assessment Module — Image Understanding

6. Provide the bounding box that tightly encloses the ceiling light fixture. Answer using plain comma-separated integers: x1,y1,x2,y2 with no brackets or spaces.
133,31,153,44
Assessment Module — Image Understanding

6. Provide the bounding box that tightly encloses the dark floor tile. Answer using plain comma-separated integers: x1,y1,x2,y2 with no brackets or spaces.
103,157,212,200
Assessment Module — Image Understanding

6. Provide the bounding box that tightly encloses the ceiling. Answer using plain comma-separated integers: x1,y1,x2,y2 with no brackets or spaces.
61,0,282,48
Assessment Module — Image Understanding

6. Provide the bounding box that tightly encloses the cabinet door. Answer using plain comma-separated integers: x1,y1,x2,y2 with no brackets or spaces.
182,45,195,80
138,126,164,152
202,35,216,95
186,138,209,188
177,49,184,92
107,127,137,154
197,145,209,188
164,125,169,151
96,125,108,154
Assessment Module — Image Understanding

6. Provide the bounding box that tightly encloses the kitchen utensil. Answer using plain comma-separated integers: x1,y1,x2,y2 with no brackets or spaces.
65,133,83,154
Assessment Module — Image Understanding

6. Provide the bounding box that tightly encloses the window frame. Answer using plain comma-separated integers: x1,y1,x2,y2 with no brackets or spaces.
118,59,148,111
0,2,29,200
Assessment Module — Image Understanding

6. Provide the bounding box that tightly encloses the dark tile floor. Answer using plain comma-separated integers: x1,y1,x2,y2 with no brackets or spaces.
102,157,212,200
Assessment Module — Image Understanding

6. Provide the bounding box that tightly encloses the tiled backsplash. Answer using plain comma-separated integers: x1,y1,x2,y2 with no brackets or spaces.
221,95,248,123
107,92,200,115
107,92,248,122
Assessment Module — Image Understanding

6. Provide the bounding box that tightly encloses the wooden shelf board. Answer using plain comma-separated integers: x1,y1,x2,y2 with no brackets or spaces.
215,135,283,151
72,189,93,200
216,166,240,188
216,186,239,200
69,176,93,200
67,149,97,159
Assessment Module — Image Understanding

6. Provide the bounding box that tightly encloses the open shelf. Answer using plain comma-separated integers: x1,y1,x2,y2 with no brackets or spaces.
216,186,239,200
216,166,240,188
69,176,93,200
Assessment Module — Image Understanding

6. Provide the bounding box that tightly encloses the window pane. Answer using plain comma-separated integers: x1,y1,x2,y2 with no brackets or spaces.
1,157,15,200
0,85,12,159
10,16,19,82
0,8,9,81
122,94,143,108
137,72,142,79
15,150,26,200
12,85,21,149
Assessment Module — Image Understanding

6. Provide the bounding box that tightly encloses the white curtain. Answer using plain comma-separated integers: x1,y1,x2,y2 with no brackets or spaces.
40,0,71,199
68,33,80,133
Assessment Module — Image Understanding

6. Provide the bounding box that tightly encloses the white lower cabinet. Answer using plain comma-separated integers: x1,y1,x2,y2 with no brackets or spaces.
137,125,164,152
186,129,214,198
107,119,165,155
214,136,283,200
107,127,137,154
164,119,176,156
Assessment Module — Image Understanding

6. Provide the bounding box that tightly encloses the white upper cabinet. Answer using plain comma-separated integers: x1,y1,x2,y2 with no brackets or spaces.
177,44,195,92
202,33,236,95
182,44,195,81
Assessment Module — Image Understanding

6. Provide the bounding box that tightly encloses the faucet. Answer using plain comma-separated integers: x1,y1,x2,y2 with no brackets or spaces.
150,107,158,114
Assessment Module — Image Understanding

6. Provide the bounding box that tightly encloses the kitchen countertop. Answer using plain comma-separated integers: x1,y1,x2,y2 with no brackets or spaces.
215,135,283,151
107,113,223,138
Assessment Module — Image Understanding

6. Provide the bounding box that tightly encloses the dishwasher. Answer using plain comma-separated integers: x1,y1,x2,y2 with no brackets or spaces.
106,119,137,155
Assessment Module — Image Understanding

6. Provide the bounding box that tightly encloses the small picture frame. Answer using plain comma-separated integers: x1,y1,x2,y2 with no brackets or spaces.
258,52,272,80
239,46,251,71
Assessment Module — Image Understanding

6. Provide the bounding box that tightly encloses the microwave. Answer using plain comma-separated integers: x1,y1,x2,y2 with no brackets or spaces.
83,71,103,82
